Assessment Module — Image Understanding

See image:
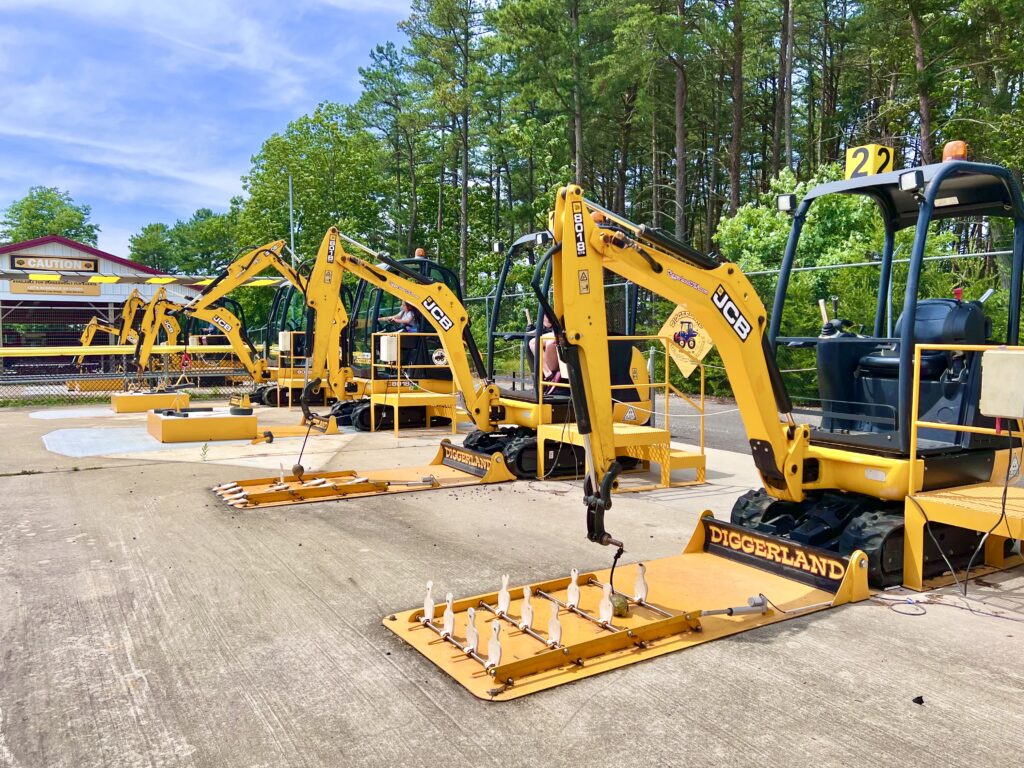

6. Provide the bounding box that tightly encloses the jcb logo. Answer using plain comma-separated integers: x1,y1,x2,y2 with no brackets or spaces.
162,321,175,333
421,297,454,331
712,286,752,341
327,236,336,263
571,201,587,256
211,315,233,333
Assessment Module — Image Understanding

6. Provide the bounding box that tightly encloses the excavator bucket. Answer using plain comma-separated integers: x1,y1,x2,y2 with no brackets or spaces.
383,512,869,701
212,440,515,509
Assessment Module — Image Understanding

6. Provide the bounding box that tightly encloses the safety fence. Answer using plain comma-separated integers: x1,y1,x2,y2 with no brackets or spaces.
0,356,251,408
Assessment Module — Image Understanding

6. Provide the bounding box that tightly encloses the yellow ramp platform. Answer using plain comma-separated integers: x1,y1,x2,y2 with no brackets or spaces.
111,391,190,413
147,409,257,443
384,513,868,701
213,440,515,509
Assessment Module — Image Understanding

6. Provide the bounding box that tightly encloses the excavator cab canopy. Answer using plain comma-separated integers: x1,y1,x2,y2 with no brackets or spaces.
799,161,1024,230
262,281,354,361
770,159,1024,458
348,255,465,381
486,232,641,397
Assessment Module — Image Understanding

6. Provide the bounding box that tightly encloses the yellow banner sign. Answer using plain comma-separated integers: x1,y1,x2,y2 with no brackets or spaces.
659,304,713,378
9,280,101,296
11,256,98,272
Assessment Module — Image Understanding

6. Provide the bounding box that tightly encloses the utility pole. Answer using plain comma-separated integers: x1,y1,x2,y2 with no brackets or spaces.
288,173,296,267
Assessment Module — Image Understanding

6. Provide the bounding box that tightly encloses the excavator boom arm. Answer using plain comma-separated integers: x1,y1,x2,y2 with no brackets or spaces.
549,186,807,543
134,239,294,379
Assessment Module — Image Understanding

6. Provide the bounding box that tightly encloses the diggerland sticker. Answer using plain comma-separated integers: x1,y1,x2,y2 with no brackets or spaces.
702,518,847,591
440,443,492,477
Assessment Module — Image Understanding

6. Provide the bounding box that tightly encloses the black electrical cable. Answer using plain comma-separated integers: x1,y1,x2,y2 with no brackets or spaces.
961,429,1018,597
870,594,1024,623
906,494,965,595
607,544,625,593
907,423,1021,598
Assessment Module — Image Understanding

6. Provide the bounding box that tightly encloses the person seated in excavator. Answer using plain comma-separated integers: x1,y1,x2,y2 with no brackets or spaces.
383,300,421,334
383,245,428,334
527,312,561,394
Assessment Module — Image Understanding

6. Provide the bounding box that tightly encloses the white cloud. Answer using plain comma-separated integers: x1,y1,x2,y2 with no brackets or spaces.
96,225,136,258
0,0,409,243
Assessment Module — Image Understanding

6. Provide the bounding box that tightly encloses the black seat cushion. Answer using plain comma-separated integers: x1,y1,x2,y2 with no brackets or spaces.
857,298,990,380
857,349,948,379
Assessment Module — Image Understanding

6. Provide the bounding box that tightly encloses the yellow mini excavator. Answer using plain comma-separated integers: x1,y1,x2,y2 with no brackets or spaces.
308,228,652,478
75,288,145,367
213,227,652,510
135,286,183,350
385,151,1024,699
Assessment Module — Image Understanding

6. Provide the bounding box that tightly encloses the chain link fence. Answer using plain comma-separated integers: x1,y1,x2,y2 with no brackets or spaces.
0,296,254,406
0,355,252,407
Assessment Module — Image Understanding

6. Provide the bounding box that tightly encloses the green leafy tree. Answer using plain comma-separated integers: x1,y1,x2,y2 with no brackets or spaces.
0,186,100,245
128,223,174,271
128,209,238,275
170,208,239,274
402,0,483,295
236,102,388,260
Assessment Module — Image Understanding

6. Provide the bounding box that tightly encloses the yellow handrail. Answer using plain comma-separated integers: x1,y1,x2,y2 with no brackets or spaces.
908,342,1024,494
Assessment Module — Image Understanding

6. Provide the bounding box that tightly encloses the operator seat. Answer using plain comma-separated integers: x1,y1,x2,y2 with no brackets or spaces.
857,298,990,380
502,331,640,406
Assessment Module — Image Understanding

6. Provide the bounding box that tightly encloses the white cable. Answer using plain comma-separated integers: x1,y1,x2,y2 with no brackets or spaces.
610,395,738,420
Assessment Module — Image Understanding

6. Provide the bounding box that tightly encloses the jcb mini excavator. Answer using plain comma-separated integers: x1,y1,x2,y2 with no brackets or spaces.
462,230,651,477
135,237,462,419
134,286,183,352
308,228,652,478
212,228,653,509
736,144,1024,587
75,288,145,367
385,149,1023,699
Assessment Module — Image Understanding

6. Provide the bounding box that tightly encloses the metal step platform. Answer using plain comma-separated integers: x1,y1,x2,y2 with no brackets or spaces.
369,390,464,436
905,480,1024,590
536,423,706,489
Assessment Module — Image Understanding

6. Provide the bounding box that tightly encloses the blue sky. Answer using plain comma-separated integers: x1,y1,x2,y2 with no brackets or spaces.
0,0,411,256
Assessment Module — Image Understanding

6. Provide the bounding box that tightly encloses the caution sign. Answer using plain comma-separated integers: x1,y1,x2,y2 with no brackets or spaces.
659,305,712,378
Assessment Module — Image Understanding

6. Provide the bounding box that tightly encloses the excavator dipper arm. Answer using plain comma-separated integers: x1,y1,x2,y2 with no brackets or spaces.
117,288,145,344
549,186,809,545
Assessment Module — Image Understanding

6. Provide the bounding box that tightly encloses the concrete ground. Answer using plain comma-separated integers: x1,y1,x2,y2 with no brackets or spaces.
0,400,1022,768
